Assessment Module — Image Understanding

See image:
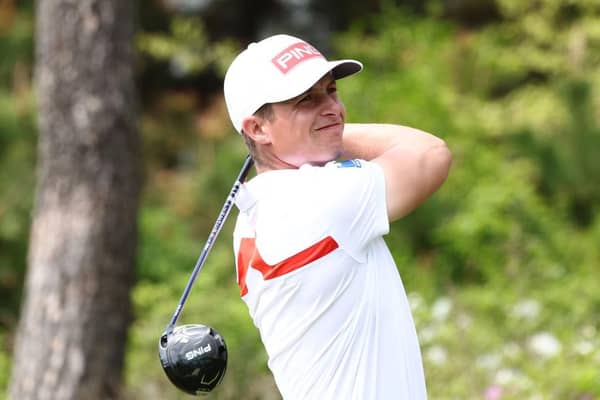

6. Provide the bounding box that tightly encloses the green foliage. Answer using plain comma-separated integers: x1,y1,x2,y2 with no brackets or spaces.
0,331,9,400
2,0,600,399
331,1,600,397
137,16,238,77
0,3,36,390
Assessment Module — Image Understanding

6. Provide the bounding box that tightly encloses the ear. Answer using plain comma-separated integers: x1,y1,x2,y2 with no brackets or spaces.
241,116,271,144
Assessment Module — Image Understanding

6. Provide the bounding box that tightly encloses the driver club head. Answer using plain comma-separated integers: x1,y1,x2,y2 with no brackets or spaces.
158,324,228,395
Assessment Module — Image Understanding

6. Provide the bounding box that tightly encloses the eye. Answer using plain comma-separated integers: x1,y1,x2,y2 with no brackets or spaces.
327,85,337,95
298,94,312,104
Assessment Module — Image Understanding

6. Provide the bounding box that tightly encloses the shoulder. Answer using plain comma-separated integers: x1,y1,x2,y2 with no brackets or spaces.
304,159,383,183
244,160,384,213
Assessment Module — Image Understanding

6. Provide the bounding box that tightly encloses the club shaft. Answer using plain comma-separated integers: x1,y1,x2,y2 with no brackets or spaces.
164,155,254,335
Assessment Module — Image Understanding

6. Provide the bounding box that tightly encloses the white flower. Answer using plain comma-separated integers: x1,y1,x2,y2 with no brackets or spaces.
431,297,452,322
528,332,562,358
574,340,594,356
457,312,473,330
511,299,541,320
425,345,448,366
408,292,424,312
495,368,520,385
419,325,436,344
476,353,502,370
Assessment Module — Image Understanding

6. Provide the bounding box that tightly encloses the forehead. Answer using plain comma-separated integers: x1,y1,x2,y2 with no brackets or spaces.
308,72,335,90
280,73,336,103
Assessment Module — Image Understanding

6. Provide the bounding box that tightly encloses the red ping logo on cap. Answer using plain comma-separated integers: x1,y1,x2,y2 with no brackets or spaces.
271,42,324,74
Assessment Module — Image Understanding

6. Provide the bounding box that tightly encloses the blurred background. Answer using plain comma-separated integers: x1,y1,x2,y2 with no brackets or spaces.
1,0,599,399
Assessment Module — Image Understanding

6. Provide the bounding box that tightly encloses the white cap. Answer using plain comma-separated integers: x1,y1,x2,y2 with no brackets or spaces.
224,34,363,133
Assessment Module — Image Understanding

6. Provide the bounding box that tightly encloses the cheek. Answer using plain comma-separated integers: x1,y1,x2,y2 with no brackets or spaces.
269,121,298,152
338,100,346,119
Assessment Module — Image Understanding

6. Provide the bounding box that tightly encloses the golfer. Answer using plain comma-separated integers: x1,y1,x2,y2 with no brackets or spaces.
224,34,451,399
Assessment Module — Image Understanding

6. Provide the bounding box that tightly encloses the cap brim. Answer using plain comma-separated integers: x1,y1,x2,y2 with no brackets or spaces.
331,59,363,80
265,59,363,105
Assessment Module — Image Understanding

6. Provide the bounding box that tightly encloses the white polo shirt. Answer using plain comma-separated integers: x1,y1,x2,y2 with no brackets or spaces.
233,160,426,400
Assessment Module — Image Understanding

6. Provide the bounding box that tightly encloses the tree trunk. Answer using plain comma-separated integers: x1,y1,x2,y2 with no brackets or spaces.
9,1,140,399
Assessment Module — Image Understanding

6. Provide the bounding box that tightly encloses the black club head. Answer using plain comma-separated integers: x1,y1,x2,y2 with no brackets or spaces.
158,324,228,395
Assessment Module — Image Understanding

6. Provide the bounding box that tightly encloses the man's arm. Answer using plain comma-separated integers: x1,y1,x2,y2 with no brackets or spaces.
341,123,452,222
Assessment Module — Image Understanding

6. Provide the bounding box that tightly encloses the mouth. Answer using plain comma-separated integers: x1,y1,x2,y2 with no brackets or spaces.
315,122,343,132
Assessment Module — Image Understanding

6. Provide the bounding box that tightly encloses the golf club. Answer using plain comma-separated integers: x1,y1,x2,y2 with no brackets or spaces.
158,154,254,395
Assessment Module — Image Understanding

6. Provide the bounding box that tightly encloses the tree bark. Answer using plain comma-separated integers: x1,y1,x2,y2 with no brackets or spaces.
9,1,140,399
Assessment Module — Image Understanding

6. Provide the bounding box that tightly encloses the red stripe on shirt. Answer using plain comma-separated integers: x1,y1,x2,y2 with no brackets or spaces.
237,236,339,296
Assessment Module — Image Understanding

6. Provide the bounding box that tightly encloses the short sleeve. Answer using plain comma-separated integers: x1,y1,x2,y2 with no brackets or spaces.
304,160,389,262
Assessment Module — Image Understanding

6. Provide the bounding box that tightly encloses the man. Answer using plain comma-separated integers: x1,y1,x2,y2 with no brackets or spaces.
224,34,451,399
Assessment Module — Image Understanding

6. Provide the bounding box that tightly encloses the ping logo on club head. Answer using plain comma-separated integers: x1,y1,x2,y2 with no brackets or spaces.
185,343,212,360
272,41,323,74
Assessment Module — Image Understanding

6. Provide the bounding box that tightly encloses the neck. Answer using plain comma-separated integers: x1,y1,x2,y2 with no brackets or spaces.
254,151,300,174
253,147,340,174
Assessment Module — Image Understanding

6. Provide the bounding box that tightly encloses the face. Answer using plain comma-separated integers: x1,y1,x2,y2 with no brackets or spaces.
260,73,346,167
